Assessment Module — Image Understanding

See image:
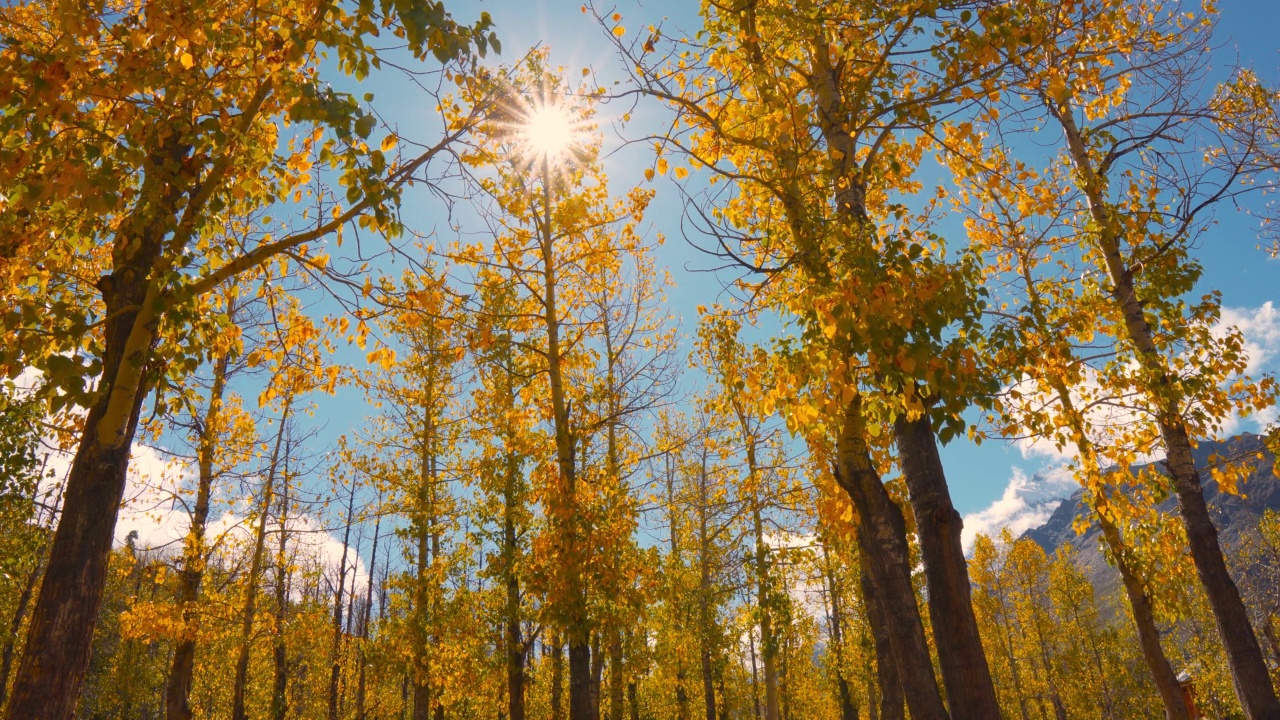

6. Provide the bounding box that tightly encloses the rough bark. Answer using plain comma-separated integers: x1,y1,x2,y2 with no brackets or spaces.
859,556,904,720
569,640,594,720
834,395,948,720
893,412,1001,718
5,140,184,720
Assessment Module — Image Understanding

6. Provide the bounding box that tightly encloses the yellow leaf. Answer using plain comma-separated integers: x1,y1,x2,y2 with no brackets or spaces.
179,52,194,69
644,168,655,181
380,134,397,152
674,166,688,180
613,26,626,37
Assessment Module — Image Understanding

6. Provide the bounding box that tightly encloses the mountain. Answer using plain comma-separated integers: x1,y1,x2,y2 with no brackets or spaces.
1020,433,1280,599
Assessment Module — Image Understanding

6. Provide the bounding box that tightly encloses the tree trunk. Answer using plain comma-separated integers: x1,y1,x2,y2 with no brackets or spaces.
355,509,381,720
5,137,188,720
893,412,1001,718
627,681,639,720
165,346,232,720
700,638,716,720
327,484,357,720
1099,513,1191,720
271,450,294,720
0,540,43,711
231,397,293,720
569,638,594,720
551,633,565,720
821,542,858,720
504,449,526,720
1055,102,1280,718
747,622,761,720
608,631,624,720
834,395,948,720
859,559,904,720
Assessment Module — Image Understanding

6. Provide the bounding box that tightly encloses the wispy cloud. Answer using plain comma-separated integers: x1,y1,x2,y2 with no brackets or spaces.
961,466,1076,553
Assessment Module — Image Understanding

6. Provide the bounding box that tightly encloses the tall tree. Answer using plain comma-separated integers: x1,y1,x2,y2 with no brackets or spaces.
457,55,655,720
972,0,1280,713
0,3,496,715
605,3,1006,714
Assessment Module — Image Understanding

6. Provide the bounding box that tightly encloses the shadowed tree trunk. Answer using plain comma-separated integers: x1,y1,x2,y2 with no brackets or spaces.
608,630,624,720
271,448,295,720
5,136,190,720
834,399,947,720
820,541,858,720
859,541,904,720
551,633,565,720
893,412,1001,718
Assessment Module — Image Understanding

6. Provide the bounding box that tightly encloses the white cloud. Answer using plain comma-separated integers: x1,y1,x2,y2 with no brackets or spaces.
1216,301,1280,376
961,466,1076,553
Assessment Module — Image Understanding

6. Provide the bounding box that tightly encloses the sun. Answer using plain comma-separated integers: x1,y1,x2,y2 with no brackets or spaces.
520,103,575,159
514,95,587,166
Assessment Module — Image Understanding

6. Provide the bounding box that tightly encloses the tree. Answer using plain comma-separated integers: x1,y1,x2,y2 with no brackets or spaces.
603,2,1007,713
457,55,655,720
164,288,256,720
0,2,497,714
360,262,467,720
469,271,540,720
968,0,1280,713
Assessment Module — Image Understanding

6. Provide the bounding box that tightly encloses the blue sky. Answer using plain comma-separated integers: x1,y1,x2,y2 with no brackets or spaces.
256,0,1280,554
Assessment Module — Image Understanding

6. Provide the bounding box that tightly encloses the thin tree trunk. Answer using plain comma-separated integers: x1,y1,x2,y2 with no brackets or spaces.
1020,233,1192,720
608,631,624,720
165,344,232,720
0,537,43,710
231,397,293,720
1055,102,1280,718
355,509,382,720
503,445,526,720
859,557,904,720
697,457,717,720
551,633,565,720
1099,513,1190,720
748,623,761,720
627,680,639,720
590,633,605,720
270,451,294,720
820,542,858,720
413,384,441,720
327,484,357,720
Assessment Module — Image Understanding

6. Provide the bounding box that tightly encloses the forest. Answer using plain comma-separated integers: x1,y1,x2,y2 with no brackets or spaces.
1,0,1279,719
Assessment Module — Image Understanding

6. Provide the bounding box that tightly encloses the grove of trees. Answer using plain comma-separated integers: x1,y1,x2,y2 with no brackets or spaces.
1,0,1279,719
